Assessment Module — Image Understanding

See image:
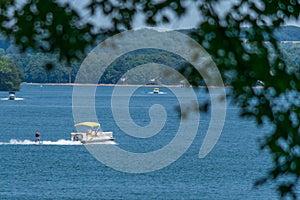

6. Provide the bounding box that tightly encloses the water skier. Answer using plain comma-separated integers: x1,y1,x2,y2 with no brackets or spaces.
35,130,40,143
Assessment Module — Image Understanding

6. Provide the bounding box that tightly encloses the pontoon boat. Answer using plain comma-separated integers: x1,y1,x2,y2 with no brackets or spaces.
71,122,114,144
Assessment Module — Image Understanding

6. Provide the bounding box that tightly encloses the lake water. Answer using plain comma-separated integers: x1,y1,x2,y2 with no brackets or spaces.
0,84,280,199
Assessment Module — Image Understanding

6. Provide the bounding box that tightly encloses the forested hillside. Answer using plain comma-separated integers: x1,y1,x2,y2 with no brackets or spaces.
1,26,300,85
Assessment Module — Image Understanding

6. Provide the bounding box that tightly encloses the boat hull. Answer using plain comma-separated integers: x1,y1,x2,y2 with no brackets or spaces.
9,95,15,100
81,137,115,144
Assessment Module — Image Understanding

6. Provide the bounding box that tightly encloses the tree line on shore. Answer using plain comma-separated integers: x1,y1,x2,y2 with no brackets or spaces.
1,27,300,91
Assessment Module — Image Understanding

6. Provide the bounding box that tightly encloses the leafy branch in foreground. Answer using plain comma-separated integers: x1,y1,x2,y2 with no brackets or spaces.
1,0,300,198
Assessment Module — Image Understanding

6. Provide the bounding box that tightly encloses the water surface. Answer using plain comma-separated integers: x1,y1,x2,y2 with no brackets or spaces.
0,84,278,199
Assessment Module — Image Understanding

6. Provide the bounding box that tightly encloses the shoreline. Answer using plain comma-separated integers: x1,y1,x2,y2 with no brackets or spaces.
21,82,235,88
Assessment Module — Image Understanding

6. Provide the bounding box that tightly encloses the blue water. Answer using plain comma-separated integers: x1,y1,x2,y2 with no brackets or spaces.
0,84,279,199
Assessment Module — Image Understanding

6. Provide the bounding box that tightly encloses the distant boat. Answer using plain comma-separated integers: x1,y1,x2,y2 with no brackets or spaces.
71,122,114,144
0,92,24,101
148,87,166,95
8,92,16,100
153,88,159,94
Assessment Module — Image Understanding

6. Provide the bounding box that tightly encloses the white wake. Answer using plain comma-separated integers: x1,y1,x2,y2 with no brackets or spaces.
0,139,116,146
0,139,82,145
0,98,24,101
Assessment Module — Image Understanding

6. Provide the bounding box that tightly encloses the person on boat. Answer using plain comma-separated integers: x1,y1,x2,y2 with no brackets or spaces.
35,130,40,142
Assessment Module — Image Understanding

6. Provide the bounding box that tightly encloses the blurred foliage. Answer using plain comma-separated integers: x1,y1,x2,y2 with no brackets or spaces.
1,0,300,198
0,0,97,63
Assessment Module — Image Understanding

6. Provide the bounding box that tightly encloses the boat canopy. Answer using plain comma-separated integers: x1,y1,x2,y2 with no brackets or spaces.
74,122,100,127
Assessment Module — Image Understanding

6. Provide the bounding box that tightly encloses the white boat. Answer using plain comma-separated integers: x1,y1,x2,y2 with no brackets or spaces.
153,88,159,94
71,122,114,144
148,87,166,95
8,92,16,100
0,92,24,100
